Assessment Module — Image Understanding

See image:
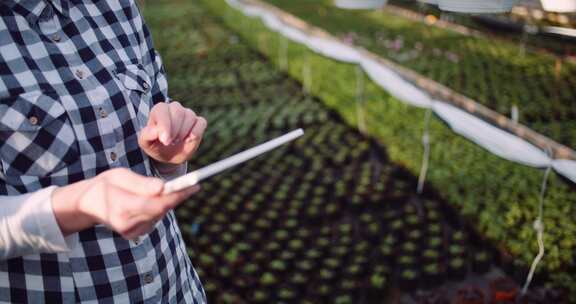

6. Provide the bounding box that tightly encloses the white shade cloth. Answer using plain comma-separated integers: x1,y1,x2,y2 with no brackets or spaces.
225,0,576,183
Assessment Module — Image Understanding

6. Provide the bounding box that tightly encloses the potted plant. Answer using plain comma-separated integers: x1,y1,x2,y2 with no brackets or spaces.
338,279,358,298
312,283,333,302
324,257,342,272
264,241,282,256
426,210,441,222
289,272,308,295
427,223,442,236
305,248,323,263
399,268,420,291
278,250,296,267
295,259,317,275
334,294,354,304
405,214,422,228
401,241,419,255
277,285,298,302
220,231,234,247
378,243,394,264
330,245,350,259
389,219,405,240
452,230,466,243
223,248,241,267
296,227,312,240
270,259,288,276
448,244,466,258
428,236,443,249
260,271,278,288
318,268,337,285
353,240,371,255
422,263,443,290
472,250,491,274
422,249,441,263
448,257,467,281
367,272,387,301
248,289,271,303
344,264,363,281
217,265,233,289
198,254,216,273
397,254,417,268
273,229,290,242
203,280,219,302
366,222,383,241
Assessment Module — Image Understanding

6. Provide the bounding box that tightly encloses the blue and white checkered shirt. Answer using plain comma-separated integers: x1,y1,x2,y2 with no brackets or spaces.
0,0,206,303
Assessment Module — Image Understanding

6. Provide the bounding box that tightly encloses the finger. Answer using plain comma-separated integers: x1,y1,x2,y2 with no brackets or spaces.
139,125,160,143
149,103,172,145
102,168,164,196
176,109,197,143
186,116,207,142
168,102,190,143
129,184,200,221
157,184,201,210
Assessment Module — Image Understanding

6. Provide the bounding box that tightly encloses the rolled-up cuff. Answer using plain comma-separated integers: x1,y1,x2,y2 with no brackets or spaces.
40,186,79,253
0,186,78,260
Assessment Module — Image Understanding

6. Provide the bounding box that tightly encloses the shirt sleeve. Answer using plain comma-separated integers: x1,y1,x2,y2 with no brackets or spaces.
0,186,78,260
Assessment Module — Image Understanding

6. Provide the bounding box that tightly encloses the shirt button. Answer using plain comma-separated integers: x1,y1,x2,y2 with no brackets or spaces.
98,108,108,118
142,82,150,91
51,33,61,42
143,272,154,284
75,69,85,80
132,237,140,245
29,116,39,125
110,152,117,162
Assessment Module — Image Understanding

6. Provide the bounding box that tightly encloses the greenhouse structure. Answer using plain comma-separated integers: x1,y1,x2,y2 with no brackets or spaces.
0,0,573,303
141,0,576,302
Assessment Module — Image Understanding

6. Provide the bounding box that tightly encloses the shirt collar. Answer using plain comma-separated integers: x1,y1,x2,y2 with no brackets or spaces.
6,0,69,24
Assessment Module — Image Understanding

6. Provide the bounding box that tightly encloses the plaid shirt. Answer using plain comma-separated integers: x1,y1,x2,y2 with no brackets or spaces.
0,0,205,303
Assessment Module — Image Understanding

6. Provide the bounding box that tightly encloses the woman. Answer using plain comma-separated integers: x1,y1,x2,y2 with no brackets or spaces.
0,0,206,302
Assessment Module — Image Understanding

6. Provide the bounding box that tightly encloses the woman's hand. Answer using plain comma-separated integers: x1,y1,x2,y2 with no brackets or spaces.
52,168,200,239
138,101,207,165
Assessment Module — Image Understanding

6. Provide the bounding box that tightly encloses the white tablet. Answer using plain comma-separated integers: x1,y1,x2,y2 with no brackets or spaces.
163,129,305,194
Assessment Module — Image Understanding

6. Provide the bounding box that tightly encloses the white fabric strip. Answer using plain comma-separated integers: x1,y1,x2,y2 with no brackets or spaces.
432,101,551,167
225,0,576,183
552,160,576,183
360,57,433,108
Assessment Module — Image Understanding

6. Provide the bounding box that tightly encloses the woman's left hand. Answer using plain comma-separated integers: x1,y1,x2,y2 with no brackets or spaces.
138,101,207,165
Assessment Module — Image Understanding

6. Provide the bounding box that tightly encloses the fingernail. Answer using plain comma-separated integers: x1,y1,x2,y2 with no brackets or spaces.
160,132,171,145
186,134,196,142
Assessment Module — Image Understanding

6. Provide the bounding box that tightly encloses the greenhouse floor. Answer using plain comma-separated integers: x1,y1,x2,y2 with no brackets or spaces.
142,0,569,303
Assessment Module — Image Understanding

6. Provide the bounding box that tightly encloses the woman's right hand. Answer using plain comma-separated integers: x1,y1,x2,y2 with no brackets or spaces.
52,168,199,240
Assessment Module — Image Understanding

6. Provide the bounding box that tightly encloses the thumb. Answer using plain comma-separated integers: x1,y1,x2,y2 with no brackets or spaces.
140,125,160,143
104,168,164,196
